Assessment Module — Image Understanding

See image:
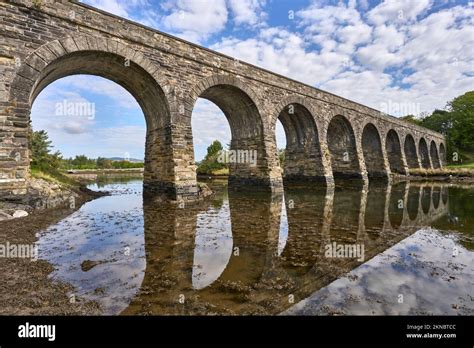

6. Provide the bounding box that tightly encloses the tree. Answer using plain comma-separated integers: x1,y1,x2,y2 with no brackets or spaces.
279,148,285,168
29,129,62,171
205,140,224,160
97,157,113,169
419,91,474,163
399,115,422,126
197,140,227,174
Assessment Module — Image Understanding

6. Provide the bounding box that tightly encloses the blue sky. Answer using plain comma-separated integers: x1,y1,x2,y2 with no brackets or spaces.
31,0,474,161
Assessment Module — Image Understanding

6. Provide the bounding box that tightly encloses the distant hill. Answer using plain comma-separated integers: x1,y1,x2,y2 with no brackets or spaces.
107,157,144,163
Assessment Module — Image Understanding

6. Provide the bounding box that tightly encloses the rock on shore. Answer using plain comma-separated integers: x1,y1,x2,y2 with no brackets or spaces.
0,178,79,221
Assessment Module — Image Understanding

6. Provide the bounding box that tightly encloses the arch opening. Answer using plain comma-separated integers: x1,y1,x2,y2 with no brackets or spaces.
404,134,419,169
407,186,420,221
22,49,173,197
439,143,446,167
277,104,324,182
419,138,431,169
421,186,431,214
430,141,441,169
361,123,387,178
386,130,405,174
327,115,361,179
192,84,269,189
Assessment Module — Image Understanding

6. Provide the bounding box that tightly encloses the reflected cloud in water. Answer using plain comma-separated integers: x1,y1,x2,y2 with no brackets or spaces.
35,178,473,315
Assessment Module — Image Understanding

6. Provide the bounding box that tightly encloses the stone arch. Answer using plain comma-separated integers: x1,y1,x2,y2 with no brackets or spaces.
386,129,405,174
419,138,431,169
439,143,446,166
188,75,273,189
361,123,387,178
326,115,361,179
275,99,324,181
430,140,441,169
404,134,419,169
9,35,179,198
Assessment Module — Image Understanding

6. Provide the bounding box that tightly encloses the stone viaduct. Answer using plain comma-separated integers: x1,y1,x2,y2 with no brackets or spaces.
0,0,446,200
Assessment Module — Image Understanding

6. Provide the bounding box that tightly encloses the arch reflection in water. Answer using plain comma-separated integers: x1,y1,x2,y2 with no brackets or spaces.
192,191,233,290
126,180,450,315
35,178,454,315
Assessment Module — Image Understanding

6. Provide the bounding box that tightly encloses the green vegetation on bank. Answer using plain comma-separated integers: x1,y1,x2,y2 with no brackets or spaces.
29,129,143,185
401,91,474,166
447,162,474,169
61,155,144,170
196,140,228,175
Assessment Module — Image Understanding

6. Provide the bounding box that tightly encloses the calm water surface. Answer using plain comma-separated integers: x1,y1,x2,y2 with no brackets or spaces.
36,178,474,315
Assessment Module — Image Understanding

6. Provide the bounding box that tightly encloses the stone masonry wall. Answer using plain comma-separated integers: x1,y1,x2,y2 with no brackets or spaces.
0,0,446,200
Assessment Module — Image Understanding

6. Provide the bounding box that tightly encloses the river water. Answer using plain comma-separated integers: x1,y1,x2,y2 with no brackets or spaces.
35,178,474,315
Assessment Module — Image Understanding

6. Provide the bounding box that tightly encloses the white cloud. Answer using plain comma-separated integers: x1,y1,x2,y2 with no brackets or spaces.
212,0,473,118
228,0,267,26
212,28,349,86
367,0,432,25
62,76,138,109
160,0,228,43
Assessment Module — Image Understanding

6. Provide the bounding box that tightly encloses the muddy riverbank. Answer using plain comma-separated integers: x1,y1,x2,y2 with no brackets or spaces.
1,177,473,315
0,183,107,315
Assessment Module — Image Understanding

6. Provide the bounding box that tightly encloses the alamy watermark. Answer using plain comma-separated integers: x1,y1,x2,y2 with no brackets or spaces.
380,100,420,116
324,242,365,262
217,149,257,167
0,242,38,261
18,322,55,342
55,100,95,120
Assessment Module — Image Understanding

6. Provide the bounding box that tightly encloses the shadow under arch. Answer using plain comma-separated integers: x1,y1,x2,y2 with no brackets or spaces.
439,143,446,166
276,103,325,182
404,134,419,169
361,123,387,178
386,129,406,174
430,140,441,169
419,138,431,169
327,115,361,179
189,75,275,190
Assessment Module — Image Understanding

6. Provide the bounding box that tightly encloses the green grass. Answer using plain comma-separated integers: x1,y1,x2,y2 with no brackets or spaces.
30,167,77,187
447,162,474,169
211,168,229,176
410,167,474,177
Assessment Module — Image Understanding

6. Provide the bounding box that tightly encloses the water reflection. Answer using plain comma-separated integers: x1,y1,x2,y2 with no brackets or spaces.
35,178,474,316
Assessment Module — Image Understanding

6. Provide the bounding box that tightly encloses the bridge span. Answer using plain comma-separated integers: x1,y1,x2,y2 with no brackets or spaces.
0,1,445,200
